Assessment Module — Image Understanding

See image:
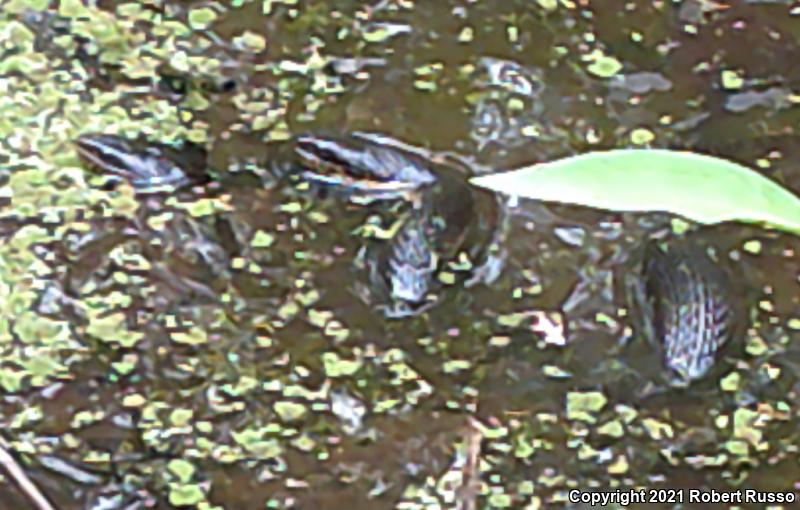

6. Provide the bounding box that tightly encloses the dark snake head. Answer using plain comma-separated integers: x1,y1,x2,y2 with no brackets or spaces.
75,134,207,192
295,135,437,200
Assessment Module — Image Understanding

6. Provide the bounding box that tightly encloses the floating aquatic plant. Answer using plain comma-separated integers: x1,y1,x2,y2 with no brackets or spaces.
472,149,800,236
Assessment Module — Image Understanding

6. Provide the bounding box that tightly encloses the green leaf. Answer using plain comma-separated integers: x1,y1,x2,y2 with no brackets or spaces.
721,69,744,90
167,459,196,483
273,401,307,422
566,391,607,423
471,149,800,236
188,7,217,29
537,0,559,11
168,483,205,506
59,0,90,17
171,327,209,346
586,54,622,78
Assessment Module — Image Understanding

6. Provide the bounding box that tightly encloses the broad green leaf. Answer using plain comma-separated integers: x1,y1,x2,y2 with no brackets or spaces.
471,149,800,236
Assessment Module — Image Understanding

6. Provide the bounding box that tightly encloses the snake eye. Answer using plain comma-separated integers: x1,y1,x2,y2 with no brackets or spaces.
666,365,692,388
219,79,237,93
166,77,187,94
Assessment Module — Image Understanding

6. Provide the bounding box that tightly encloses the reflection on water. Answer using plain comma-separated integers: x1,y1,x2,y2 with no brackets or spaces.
2,1,800,508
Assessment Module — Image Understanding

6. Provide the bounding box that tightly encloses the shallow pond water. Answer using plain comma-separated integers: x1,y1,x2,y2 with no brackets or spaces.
1,1,800,509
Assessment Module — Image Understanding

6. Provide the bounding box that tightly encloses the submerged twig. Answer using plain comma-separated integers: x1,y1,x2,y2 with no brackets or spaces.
0,437,58,510
457,417,483,510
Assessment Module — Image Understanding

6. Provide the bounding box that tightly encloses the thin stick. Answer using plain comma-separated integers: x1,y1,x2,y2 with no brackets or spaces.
457,417,483,510
0,437,57,510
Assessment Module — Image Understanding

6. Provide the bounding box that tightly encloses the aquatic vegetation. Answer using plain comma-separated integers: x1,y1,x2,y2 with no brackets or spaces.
472,149,800,236
1,0,800,509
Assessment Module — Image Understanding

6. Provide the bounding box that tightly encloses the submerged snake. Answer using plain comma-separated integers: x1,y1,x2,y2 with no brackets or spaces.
630,234,743,387
74,132,744,385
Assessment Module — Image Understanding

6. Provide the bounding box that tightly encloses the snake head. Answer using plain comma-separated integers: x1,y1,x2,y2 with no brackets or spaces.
75,134,204,192
295,135,436,200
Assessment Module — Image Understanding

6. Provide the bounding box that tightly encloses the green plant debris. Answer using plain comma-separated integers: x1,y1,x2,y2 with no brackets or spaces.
362,23,411,43
188,8,218,30
743,239,762,254
585,50,623,78
86,312,144,348
168,459,197,483
537,0,559,11
274,401,307,422
630,127,655,145
168,483,207,507
566,391,608,423
472,149,800,236
721,69,744,90
322,352,362,377
233,31,267,53
171,327,210,346
232,428,283,459
719,371,741,392
251,230,275,247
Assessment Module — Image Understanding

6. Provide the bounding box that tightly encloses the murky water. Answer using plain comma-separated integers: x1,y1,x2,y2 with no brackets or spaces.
1,1,800,509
